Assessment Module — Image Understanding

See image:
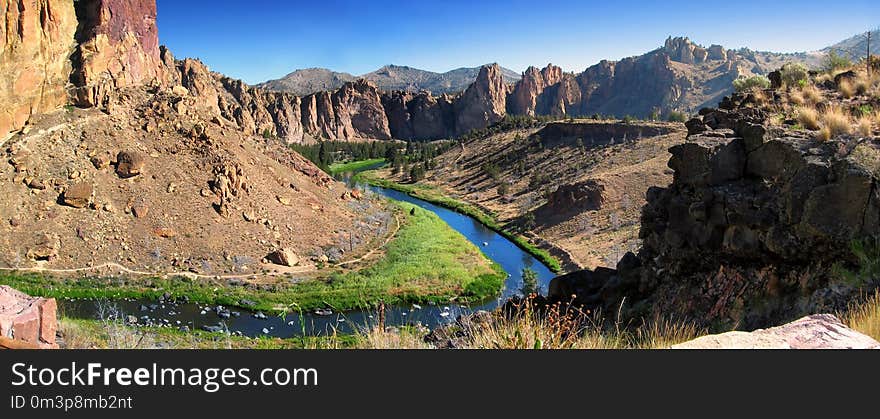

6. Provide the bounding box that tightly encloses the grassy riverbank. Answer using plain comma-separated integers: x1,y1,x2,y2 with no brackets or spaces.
355,170,563,272
0,202,505,313
328,158,386,175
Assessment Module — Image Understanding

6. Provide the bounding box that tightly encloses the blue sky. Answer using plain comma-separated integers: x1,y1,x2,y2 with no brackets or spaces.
156,0,880,85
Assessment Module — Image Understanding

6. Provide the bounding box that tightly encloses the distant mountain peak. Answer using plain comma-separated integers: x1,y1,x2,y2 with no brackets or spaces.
259,63,520,96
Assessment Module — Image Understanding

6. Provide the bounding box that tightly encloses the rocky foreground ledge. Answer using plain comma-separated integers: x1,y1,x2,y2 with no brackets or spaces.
0,286,58,349
673,314,880,349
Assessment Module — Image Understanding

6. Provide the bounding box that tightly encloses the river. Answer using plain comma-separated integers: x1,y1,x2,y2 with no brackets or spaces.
60,163,556,337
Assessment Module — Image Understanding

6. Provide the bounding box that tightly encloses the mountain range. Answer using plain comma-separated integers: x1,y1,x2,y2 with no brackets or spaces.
257,64,521,96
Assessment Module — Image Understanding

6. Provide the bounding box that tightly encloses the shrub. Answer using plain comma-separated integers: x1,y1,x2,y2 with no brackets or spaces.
482,162,501,181
497,182,509,196
666,111,688,122
797,107,820,130
780,62,809,87
733,75,770,92
822,50,852,74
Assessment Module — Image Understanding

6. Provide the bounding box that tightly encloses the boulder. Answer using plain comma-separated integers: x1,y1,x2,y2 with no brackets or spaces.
267,248,299,267
61,183,94,208
672,314,880,349
26,233,60,261
116,151,146,178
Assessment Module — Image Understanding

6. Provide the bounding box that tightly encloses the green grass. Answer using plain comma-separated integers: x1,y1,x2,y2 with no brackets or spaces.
0,202,505,313
354,171,563,272
328,158,386,175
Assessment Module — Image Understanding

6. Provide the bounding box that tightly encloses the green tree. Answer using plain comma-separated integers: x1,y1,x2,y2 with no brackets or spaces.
520,267,539,295
822,49,852,74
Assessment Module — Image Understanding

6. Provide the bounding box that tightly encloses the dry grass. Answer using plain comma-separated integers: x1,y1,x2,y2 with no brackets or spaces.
429,298,701,349
844,290,880,341
751,89,768,106
857,115,874,136
59,318,160,349
838,79,855,98
355,327,432,349
802,84,824,104
788,89,805,106
797,106,821,130
815,73,834,84
821,106,852,138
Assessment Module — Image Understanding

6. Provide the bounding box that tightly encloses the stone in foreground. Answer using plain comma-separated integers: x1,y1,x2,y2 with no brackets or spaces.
0,286,58,349
672,314,880,349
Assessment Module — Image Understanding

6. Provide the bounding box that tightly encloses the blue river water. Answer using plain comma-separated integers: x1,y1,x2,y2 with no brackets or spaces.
60,165,556,337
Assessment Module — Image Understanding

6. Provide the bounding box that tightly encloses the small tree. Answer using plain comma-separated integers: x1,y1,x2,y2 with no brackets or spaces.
666,111,688,122
520,267,539,295
779,62,809,88
497,182,509,196
822,49,852,74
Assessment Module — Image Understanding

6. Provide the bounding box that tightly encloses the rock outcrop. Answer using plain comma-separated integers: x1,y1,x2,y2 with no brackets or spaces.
507,65,564,116
549,92,880,330
453,64,509,135
672,314,880,349
0,0,78,136
0,286,58,349
69,0,166,107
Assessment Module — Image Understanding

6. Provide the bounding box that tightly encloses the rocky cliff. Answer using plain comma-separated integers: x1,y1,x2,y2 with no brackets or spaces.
1,0,77,137
69,0,166,107
548,91,880,330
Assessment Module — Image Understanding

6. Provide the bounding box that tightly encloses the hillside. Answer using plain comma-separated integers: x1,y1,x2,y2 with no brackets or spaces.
822,29,879,60
0,0,390,277
368,117,687,270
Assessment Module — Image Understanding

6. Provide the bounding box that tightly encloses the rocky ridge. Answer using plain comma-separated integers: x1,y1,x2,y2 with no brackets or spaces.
549,88,880,330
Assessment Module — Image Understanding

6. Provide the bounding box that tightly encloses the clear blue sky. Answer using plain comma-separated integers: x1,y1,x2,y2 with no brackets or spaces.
156,0,880,85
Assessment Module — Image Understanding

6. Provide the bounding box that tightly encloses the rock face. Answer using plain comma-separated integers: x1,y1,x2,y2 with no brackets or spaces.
453,64,509,135
0,0,78,136
672,314,880,349
69,0,165,107
549,91,880,330
0,286,58,349
507,65,564,116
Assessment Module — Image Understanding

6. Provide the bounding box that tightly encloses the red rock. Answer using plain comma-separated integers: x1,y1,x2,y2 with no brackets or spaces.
0,286,58,349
